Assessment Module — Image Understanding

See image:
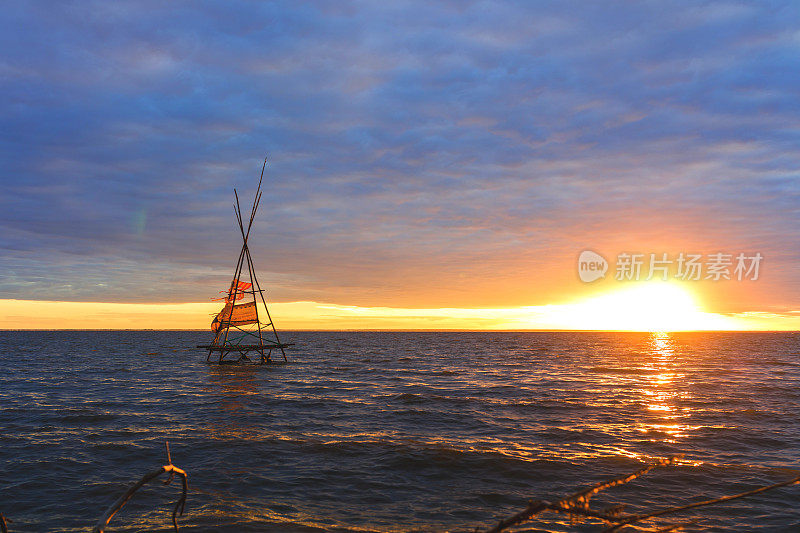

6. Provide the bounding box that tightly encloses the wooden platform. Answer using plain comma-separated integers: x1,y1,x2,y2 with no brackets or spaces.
197,343,294,351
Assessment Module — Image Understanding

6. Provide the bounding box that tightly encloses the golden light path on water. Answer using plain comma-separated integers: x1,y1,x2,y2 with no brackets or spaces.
641,332,690,443
634,333,722,469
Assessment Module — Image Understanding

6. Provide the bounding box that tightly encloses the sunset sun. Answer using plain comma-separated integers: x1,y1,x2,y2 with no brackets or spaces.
557,282,740,332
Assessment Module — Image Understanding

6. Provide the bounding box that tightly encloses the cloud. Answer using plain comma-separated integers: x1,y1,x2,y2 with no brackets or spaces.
0,1,798,313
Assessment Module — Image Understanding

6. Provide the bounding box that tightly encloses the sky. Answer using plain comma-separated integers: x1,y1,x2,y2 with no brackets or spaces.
1,1,799,330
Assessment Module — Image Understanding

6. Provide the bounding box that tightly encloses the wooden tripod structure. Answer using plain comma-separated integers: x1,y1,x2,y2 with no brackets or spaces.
198,159,293,364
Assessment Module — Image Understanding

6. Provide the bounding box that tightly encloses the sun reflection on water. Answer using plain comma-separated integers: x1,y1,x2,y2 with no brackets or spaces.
639,332,694,442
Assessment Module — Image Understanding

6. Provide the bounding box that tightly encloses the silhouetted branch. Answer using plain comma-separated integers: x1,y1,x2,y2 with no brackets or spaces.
602,472,800,532
651,520,698,532
560,455,683,513
483,455,800,533
485,456,681,532
92,442,188,533
484,500,549,532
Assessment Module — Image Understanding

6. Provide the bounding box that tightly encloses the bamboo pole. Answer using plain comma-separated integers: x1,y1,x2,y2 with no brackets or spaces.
234,157,285,363
235,191,265,361
219,189,251,360
245,245,286,361
209,156,286,364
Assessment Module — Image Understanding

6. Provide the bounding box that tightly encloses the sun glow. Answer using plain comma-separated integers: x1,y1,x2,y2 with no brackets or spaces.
549,282,740,332
0,289,791,331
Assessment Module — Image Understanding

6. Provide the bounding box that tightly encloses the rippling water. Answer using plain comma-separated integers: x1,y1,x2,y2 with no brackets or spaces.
1,331,799,532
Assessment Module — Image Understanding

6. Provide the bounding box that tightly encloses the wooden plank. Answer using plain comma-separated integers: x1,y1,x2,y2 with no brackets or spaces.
197,343,294,351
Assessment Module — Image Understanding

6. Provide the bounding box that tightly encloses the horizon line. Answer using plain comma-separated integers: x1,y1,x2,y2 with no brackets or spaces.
1,328,797,333
2,298,799,332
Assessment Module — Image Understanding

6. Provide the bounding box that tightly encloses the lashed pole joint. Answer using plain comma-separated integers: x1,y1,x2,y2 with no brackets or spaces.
93,442,188,533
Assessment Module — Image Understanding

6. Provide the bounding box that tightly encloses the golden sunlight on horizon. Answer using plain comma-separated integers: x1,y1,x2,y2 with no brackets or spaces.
1,287,798,331
541,282,739,332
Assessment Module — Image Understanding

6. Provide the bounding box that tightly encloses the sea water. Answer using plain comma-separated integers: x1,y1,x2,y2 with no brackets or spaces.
0,331,798,531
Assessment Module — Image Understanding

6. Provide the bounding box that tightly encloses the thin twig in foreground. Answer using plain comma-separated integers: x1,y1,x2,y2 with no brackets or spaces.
92,443,188,533
483,455,800,533
651,520,699,532
484,500,549,533
485,456,682,532
560,455,683,512
602,473,800,532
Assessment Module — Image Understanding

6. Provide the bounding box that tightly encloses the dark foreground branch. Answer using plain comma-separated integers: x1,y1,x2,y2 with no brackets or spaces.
92,443,188,533
651,521,698,532
483,455,800,533
561,455,683,512
602,472,800,532
485,456,681,533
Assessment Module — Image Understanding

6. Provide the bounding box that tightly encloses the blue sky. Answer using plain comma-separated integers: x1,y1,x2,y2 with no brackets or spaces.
1,1,798,314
